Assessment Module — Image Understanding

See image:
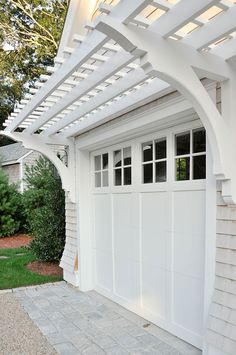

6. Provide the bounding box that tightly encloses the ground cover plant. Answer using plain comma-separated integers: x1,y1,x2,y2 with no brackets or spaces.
0,247,62,289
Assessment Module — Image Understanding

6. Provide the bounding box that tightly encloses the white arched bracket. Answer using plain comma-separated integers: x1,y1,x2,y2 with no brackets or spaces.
95,15,236,204
0,131,76,203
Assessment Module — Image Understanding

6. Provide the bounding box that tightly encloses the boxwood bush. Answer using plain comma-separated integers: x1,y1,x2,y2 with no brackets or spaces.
23,156,65,261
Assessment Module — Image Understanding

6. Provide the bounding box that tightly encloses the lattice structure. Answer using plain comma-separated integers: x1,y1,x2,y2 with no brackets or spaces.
3,0,236,141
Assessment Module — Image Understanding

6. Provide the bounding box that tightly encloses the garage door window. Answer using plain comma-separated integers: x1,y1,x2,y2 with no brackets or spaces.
113,147,132,186
175,128,206,181
94,153,109,187
142,138,167,184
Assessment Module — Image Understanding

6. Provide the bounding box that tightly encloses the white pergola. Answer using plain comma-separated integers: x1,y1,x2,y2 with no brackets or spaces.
2,0,236,203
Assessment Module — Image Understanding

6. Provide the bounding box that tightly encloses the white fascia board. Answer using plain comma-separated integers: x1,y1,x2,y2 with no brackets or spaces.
5,30,107,133
44,68,146,136
30,50,133,135
151,0,219,38
183,5,236,50
1,160,19,166
70,81,216,149
17,150,33,163
75,95,195,151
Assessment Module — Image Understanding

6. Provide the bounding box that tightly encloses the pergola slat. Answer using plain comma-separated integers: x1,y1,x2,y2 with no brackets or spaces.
24,50,134,135
183,5,236,50
43,68,147,136
60,79,170,138
211,37,236,60
5,31,108,133
151,0,219,37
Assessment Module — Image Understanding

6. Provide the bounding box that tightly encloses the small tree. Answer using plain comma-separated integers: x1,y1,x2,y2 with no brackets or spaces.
23,156,65,261
0,169,24,237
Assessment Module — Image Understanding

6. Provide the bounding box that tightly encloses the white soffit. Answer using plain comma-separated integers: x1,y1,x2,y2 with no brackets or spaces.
3,0,236,140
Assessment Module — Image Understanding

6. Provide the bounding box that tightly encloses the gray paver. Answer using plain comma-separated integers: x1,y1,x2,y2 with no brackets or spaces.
54,342,81,355
14,282,202,355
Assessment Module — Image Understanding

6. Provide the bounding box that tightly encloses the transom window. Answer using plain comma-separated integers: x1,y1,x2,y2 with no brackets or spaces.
94,153,109,187
175,128,206,181
113,147,132,186
142,138,167,184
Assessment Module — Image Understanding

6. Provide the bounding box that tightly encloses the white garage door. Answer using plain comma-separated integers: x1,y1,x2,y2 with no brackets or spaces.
91,122,209,348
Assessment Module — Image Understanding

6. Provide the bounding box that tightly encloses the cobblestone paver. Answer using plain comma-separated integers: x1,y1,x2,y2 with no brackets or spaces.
14,282,201,355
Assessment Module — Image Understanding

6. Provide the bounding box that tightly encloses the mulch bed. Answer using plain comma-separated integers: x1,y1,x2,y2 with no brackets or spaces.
0,234,31,249
27,261,63,277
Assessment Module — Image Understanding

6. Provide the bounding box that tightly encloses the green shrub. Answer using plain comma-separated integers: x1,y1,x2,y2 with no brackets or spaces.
0,169,24,237
23,156,65,261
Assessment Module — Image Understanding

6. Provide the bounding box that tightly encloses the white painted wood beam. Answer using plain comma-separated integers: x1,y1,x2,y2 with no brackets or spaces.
96,15,230,81
112,0,152,24
183,5,236,50
4,31,108,133
151,0,220,38
60,78,170,138
151,0,173,11
24,50,133,135
43,68,147,136
210,37,236,61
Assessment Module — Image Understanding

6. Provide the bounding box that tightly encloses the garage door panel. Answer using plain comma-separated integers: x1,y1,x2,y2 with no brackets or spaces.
114,254,140,304
173,190,206,235
142,262,167,318
95,250,113,292
173,232,205,279
173,273,204,335
94,194,112,252
113,193,140,262
141,192,169,269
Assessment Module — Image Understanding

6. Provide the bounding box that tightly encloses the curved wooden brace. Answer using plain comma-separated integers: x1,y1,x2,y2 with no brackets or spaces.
0,131,76,203
96,16,236,204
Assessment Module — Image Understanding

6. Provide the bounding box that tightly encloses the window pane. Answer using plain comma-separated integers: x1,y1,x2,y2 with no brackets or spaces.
143,163,153,184
123,147,131,166
176,132,190,156
102,171,109,186
155,161,167,182
115,169,122,186
95,172,101,187
124,167,131,185
193,155,206,180
102,153,108,169
155,139,166,160
114,150,122,167
142,142,153,162
176,157,190,181
193,129,206,153
95,155,101,171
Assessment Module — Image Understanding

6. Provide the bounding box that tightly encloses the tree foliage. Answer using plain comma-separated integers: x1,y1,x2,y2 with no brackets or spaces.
0,168,24,237
0,0,68,144
23,156,65,261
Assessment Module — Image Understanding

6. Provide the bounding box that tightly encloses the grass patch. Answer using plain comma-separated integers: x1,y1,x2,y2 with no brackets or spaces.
0,247,63,290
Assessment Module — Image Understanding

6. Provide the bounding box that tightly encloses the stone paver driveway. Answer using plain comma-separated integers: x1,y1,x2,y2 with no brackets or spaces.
14,282,201,355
